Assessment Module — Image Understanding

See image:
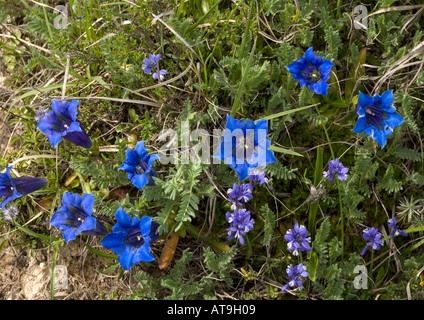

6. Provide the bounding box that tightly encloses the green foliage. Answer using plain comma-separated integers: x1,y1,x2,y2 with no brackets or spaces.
133,247,236,300
2,0,424,301
259,204,276,246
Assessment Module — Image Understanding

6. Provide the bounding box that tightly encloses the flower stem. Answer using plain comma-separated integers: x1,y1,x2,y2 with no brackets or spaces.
185,223,231,252
314,104,344,259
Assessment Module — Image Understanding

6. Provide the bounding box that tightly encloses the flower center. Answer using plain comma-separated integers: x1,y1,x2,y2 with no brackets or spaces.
126,227,145,248
302,65,321,83
364,102,384,128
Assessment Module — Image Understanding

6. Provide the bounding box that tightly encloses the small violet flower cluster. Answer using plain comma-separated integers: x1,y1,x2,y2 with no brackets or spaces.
388,217,407,239
142,53,167,80
225,169,269,245
360,227,384,256
323,158,349,182
361,218,407,257
281,223,311,293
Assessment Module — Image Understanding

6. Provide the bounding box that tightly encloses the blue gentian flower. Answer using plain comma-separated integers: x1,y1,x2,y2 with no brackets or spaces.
388,217,407,239
226,208,255,245
361,227,384,256
353,90,404,149
142,53,167,80
100,207,160,270
36,100,92,149
284,223,312,256
50,192,108,243
227,183,253,209
0,166,48,211
286,47,334,96
248,168,269,185
119,141,160,191
281,263,309,293
213,115,277,181
3,205,19,222
323,158,349,181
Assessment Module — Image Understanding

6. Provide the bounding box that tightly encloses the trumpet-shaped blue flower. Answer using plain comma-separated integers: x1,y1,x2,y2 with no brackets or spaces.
100,207,160,270
226,208,255,245
119,141,160,191
353,90,404,149
286,47,334,96
281,263,309,293
0,166,48,211
284,223,312,256
361,227,384,256
142,53,167,80
323,158,349,181
227,183,253,209
36,100,92,149
213,115,277,181
388,217,407,239
50,192,108,243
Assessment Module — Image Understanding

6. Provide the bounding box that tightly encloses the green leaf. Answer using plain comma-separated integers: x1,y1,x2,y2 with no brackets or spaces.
260,103,319,121
309,146,323,234
308,251,319,282
268,145,303,157
85,243,118,260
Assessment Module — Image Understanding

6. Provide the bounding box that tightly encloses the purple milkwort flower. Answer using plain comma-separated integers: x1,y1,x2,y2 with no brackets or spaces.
142,53,167,80
212,115,277,181
353,90,404,149
100,207,160,270
388,217,407,239
248,168,269,185
361,227,384,256
281,263,309,293
34,107,48,122
226,208,255,245
50,192,108,243
0,166,48,211
118,141,160,191
286,47,334,96
323,158,349,182
3,205,19,221
284,223,312,256
153,69,168,81
227,183,253,209
36,100,92,149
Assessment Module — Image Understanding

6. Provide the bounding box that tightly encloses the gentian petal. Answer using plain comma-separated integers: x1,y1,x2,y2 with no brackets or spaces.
134,244,155,263
63,127,92,149
319,60,334,74
358,91,374,107
81,193,94,216
352,116,366,133
286,61,306,74
118,246,138,270
384,113,404,129
131,173,149,190
12,177,47,196
115,206,139,228
100,232,127,255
